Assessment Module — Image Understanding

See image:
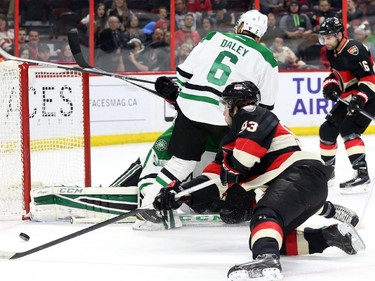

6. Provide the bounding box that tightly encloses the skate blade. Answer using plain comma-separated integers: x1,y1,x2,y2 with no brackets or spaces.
338,223,366,252
228,268,283,281
339,183,370,194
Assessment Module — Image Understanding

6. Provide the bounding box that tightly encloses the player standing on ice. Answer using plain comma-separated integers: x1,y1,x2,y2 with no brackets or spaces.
134,9,279,230
153,81,366,281
318,17,375,193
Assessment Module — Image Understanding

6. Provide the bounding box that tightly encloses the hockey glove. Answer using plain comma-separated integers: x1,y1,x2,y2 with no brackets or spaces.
153,181,190,211
154,76,179,105
219,184,255,224
322,77,341,101
220,157,241,186
347,95,366,116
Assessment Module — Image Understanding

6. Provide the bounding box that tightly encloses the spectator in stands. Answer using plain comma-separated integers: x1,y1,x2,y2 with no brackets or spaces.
309,0,339,32
95,15,127,71
124,15,146,43
18,27,28,48
142,27,170,71
260,0,285,15
81,2,108,42
37,44,51,62
175,0,192,30
261,12,288,47
164,30,171,45
123,38,148,72
354,25,375,57
174,13,201,49
0,13,14,54
270,36,307,69
175,42,192,65
185,0,213,24
107,0,133,30
279,0,312,52
154,6,170,32
19,46,30,59
198,16,214,38
211,0,231,27
347,0,364,22
26,29,40,59
55,42,75,63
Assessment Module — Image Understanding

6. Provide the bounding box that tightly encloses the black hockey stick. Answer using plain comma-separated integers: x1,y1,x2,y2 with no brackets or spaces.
67,29,177,85
0,46,162,98
67,29,154,84
0,178,219,260
337,97,375,121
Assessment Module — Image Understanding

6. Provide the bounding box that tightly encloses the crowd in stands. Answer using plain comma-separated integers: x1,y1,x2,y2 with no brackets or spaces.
0,0,375,71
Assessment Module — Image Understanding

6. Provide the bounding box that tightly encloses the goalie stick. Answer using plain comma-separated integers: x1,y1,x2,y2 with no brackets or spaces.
0,178,219,260
0,46,163,98
70,213,223,224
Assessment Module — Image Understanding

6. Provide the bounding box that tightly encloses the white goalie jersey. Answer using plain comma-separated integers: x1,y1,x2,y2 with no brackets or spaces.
176,31,279,126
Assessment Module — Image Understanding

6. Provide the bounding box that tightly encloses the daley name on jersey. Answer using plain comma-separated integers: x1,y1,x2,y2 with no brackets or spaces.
220,39,250,57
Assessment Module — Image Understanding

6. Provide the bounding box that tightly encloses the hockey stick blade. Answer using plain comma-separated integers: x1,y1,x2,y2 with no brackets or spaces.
67,29,158,85
0,178,219,260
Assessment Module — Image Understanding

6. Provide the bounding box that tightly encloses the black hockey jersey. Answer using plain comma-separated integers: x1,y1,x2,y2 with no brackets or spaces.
326,38,375,101
220,105,322,190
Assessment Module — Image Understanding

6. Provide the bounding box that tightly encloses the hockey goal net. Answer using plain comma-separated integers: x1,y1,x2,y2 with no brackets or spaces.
0,61,91,219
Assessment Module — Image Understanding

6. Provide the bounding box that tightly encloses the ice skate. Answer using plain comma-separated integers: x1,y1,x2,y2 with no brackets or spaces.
339,168,370,194
227,254,283,281
332,204,359,227
322,223,366,255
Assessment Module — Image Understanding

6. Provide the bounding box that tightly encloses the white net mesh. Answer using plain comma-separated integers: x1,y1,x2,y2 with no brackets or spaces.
0,61,89,219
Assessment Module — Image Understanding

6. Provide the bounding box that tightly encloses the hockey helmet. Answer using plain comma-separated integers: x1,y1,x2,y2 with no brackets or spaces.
234,10,268,39
319,17,344,36
222,81,260,111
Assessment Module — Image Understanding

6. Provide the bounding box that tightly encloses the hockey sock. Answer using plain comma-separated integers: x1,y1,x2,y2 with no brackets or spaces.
302,227,328,254
318,201,335,218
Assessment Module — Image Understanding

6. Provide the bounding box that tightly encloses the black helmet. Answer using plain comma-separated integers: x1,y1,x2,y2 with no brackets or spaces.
222,81,260,111
319,17,344,35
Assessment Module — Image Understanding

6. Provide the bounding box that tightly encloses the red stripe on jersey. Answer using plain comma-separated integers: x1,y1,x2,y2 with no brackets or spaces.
320,142,338,150
235,137,268,159
359,74,375,84
202,161,221,175
251,221,283,239
284,230,298,256
344,138,364,150
273,123,291,138
336,70,355,84
266,152,294,172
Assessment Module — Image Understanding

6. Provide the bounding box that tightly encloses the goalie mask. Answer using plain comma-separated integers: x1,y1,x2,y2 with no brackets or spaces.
234,10,268,39
222,81,260,112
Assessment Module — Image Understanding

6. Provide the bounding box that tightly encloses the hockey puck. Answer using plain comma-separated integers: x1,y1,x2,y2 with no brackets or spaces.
19,232,30,241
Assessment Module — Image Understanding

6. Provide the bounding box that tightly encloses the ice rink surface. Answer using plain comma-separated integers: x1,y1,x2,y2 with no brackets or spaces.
1,135,375,280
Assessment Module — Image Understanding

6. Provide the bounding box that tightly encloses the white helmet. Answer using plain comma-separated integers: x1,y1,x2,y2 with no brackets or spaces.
234,10,268,39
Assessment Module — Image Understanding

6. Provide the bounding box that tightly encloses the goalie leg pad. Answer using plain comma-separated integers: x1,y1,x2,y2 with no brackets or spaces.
30,186,138,222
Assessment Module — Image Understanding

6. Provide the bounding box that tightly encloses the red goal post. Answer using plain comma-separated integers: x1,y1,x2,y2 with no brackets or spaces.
0,61,91,219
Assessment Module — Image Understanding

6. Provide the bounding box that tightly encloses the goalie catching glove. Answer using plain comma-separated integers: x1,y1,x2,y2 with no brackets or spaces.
154,76,179,106
322,77,341,101
153,181,191,211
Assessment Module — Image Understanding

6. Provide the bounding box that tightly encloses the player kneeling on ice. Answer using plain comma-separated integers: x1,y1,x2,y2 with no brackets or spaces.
153,81,366,281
